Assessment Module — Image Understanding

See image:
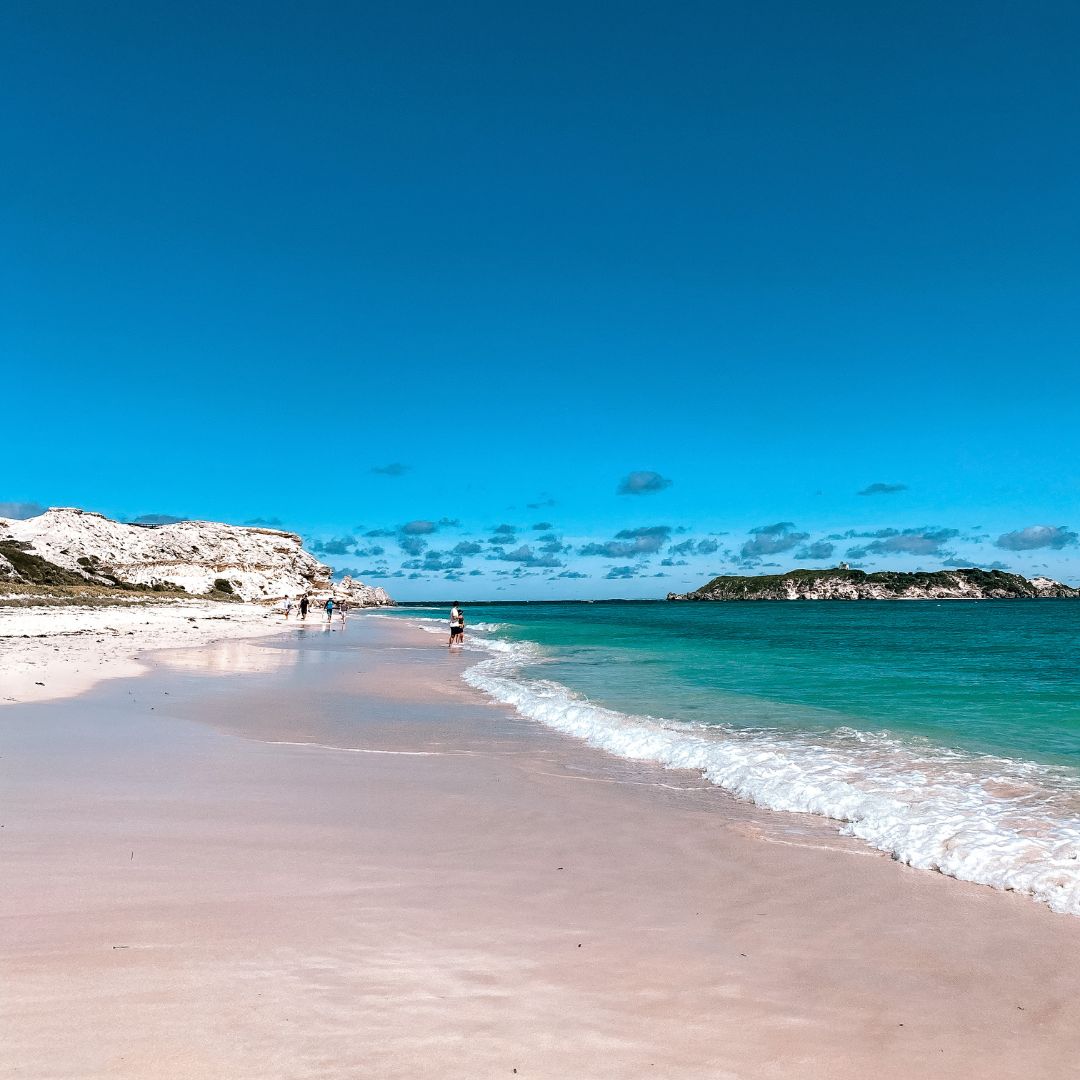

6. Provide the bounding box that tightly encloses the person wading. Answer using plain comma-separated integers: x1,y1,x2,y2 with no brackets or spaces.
448,603,465,648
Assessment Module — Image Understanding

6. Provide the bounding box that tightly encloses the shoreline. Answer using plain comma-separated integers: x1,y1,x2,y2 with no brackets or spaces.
388,606,1080,917
3,614,1080,1077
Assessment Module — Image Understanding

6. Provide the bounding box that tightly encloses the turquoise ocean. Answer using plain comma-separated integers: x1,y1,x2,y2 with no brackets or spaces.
382,600,1080,914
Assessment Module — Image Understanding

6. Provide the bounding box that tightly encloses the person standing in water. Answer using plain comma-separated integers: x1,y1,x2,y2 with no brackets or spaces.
448,603,464,648
325,596,335,622
299,594,309,620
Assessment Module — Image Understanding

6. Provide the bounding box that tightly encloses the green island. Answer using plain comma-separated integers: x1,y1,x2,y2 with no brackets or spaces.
667,567,1080,601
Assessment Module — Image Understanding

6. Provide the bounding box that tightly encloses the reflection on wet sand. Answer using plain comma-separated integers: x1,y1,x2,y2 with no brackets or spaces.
153,637,300,676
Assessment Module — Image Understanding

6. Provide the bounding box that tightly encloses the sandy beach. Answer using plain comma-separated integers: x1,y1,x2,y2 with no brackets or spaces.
0,600,298,705
3,613,1080,1079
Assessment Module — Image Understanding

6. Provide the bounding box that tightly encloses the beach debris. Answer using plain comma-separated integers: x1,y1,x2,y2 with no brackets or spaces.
34,681,44,686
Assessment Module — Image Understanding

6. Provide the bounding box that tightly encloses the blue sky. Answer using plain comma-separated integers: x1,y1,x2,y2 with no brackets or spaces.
3,2,1078,598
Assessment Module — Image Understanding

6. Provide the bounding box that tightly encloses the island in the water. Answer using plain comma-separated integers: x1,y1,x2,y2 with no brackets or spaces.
668,567,1080,601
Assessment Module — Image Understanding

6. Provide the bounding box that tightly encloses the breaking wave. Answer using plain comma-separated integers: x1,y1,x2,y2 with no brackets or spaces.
460,637,1080,915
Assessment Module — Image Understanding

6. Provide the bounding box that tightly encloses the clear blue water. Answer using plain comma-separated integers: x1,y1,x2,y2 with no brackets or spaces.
394,600,1080,765
383,599,1080,913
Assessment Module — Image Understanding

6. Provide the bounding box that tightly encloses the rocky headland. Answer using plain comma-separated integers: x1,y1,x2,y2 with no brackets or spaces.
668,567,1079,602
0,507,392,607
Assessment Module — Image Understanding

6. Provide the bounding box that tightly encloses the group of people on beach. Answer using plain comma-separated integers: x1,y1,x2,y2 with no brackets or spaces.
282,594,349,625
283,594,464,644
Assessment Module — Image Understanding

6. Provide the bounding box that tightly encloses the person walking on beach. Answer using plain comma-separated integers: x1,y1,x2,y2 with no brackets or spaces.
339,598,349,624
299,594,309,620
283,597,294,620
325,596,335,622
449,603,465,648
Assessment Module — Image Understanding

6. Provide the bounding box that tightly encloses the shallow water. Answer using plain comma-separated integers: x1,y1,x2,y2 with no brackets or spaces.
382,601,1080,913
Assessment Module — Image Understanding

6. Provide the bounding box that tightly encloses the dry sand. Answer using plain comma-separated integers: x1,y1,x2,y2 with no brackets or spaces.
2,615,1079,1079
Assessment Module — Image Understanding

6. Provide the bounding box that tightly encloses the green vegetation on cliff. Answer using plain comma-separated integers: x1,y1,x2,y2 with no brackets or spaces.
1,541,95,587
0,541,238,606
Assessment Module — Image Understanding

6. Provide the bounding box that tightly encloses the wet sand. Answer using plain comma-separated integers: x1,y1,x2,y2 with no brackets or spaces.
2,615,1079,1079
0,600,295,705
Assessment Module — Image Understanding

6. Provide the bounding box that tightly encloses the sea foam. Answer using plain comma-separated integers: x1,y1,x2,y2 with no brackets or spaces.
458,636,1080,915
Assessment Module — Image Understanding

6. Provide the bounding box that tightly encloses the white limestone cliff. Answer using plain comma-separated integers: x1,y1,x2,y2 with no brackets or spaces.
0,508,392,605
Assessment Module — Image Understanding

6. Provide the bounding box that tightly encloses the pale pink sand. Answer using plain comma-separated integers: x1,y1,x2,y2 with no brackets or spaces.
2,616,1079,1079
0,601,296,705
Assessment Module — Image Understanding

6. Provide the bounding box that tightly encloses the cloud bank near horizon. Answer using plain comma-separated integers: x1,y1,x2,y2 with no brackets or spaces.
8,495,1075,596
299,511,1080,596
